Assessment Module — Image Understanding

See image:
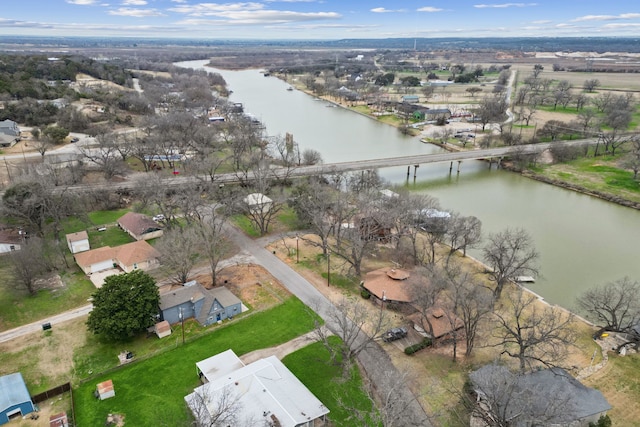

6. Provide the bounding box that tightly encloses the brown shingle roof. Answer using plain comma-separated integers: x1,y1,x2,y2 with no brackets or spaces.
114,240,160,267
117,212,162,237
74,246,116,269
66,230,88,243
363,267,423,303
408,307,463,339
0,229,23,245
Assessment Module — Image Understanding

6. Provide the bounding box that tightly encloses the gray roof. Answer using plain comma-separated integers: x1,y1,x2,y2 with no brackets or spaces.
0,373,32,413
159,284,206,311
209,286,241,308
469,365,611,426
186,351,329,427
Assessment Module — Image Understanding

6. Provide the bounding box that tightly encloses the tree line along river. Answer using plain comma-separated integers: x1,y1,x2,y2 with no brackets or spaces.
177,60,640,311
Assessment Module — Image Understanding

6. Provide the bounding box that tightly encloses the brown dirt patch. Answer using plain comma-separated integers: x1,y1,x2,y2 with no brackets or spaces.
189,264,292,311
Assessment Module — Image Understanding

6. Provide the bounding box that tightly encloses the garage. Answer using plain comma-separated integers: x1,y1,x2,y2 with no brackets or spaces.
0,373,35,425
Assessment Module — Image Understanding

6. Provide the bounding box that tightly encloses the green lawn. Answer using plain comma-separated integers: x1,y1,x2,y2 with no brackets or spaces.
283,338,379,427
88,208,131,226
0,259,94,331
87,226,134,248
73,297,319,426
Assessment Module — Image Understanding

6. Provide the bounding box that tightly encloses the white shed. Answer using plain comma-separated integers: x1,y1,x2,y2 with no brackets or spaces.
66,231,90,254
243,193,273,214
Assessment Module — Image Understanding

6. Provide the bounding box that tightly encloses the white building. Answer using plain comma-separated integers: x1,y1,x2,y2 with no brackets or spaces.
186,349,329,427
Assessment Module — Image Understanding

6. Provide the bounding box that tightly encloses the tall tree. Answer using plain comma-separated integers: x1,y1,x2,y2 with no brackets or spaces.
8,236,48,295
482,228,539,299
155,226,201,285
576,277,640,334
87,270,160,341
492,288,576,372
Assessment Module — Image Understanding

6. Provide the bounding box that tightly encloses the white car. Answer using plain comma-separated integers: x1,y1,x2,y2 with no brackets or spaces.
152,214,165,222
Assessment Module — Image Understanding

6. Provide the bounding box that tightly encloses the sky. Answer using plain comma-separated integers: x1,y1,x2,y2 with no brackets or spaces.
2,1,640,40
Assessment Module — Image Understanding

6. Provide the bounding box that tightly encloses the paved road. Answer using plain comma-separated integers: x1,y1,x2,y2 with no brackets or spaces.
0,304,93,344
224,225,432,426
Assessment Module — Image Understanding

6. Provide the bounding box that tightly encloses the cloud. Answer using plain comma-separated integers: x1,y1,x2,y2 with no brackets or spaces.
531,20,551,24
170,0,187,3
371,7,406,13
474,3,537,8
603,22,640,29
417,7,443,12
122,0,147,5
108,7,164,17
572,13,640,22
169,2,340,24
66,0,99,4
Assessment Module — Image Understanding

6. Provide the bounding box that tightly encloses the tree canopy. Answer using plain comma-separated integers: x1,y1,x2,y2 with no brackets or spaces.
87,270,160,341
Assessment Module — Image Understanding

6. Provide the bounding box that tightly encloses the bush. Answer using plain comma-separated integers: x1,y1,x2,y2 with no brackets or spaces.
404,338,432,355
360,289,371,299
589,415,611,427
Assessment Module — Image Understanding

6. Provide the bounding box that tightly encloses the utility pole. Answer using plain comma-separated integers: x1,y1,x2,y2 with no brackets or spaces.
179,308,185,345
327,253,330,287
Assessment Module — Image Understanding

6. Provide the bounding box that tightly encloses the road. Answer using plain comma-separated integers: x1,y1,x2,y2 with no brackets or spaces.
0,223,432,426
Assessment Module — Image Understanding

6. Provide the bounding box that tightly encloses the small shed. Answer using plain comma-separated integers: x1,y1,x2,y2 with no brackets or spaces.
96,380,115,400
66,231,90,254
49,412,69,427
154,320,172,338
0,373,35,424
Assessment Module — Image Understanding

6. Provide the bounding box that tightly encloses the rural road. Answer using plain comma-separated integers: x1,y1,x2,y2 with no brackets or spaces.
225,225,433,426
0,224,432,425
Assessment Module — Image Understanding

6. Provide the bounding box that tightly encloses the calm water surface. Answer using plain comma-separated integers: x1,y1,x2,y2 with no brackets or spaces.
177,60,640,310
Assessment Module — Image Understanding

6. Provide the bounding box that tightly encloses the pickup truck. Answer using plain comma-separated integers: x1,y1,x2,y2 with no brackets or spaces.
382,327,408,342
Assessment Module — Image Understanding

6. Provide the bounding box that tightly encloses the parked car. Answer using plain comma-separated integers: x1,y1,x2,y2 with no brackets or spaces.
152,214,165,222
70,137,79,143
382,327,408,342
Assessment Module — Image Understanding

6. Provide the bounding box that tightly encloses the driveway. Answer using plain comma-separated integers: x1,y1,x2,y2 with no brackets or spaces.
224,224,432,426
89,268,121,288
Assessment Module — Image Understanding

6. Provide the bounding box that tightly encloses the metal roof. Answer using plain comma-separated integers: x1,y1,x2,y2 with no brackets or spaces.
0,373,32,413
187,351,329,427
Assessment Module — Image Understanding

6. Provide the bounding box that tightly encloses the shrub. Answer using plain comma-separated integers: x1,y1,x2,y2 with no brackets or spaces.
404,338,432,355
360,288,371,299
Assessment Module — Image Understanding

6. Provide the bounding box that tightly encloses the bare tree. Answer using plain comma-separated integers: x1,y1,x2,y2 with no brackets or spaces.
440,262,494,358
195,205,231,286
492,288,576,372
576,277,640,334
185,384,250,427
79,131,126,179
9,236,49,295
583,79,601,92
620,138,640,180
155,227,201,285
446,213,482,258
314,297,391,378
410,266,447,341
482,228,539,300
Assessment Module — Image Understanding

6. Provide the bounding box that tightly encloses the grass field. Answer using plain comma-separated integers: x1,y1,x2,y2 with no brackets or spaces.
73,297,319,426
283,337,378,427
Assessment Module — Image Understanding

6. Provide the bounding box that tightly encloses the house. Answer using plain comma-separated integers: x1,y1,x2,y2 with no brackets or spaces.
114,240,161,273
159,281,242,327
0,228,23,253
244,193,272,215
0,120,20,138
408,307,463,340
413,108,452,121
117,212,163,241
74,240,160,275
186,349,329,427
413,208,451,233
66,231,90,254
0,373,35,425
401,95,420,103
0,134,17,148
362,267,424,305
469,365,611,427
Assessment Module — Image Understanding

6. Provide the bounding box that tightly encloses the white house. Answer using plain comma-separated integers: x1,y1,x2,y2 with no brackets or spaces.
186,350,329,427
243,193,273,215
66,231,90,254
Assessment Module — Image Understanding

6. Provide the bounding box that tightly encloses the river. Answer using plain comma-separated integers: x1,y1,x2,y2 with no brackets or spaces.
177,59,640,310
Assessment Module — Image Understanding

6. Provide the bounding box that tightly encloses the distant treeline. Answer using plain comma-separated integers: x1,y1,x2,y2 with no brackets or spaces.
2,36,640,53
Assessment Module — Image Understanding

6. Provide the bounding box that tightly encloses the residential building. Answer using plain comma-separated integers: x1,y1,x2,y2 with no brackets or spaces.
186,349,329,427
159,281,242,326
0,373,35,425
117,212,163,241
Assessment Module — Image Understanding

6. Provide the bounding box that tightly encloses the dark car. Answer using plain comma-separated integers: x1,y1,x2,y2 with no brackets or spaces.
70,137,79,143
382,327,408,342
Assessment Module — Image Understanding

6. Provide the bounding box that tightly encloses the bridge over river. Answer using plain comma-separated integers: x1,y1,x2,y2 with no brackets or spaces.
50,138,597,194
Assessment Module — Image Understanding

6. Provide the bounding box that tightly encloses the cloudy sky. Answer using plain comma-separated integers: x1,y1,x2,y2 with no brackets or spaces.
2,0,640,39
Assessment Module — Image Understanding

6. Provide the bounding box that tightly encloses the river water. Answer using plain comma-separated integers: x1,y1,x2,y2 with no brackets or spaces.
177,60,640,310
